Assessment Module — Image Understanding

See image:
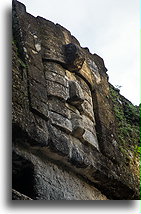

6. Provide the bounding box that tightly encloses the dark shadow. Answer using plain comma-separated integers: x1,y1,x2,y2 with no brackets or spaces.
12,152,36,199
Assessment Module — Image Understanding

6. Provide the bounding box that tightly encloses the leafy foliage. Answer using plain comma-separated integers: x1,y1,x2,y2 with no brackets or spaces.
109,84,140,163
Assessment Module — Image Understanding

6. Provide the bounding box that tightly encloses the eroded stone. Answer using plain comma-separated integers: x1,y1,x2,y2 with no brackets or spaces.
67,80,84,106
64,43,85,71
48,125,70,156
48,97,70,119
49,111,72,134
45,71,68,87
47,80,69,101
82,130,99,150
71,113,85,139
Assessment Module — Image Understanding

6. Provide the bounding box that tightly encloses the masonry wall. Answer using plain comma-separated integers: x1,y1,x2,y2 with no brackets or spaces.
12,0,139,200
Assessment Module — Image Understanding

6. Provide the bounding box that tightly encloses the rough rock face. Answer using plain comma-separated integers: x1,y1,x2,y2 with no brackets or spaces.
12,0,140,200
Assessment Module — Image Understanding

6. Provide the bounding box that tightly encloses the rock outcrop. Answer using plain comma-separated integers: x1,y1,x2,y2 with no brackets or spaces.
12,0,140,200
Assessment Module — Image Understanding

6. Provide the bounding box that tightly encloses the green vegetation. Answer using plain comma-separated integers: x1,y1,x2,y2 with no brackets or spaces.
109,84,140,164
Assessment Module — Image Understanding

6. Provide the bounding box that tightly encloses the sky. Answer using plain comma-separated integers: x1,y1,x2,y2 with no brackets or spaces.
19,0,140,105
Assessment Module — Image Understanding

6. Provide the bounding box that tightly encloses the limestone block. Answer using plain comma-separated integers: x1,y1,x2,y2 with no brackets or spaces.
29,80,47,103
37,16,66,64
49,111,72,134
67,80,84,106
83,90,93,106
79,100,95,123
47,80,69,101
75,75,91,96
29,96,48,120
82,115,96,135
28,64,45,85
48,125,70,156
65,70,77,81
64,43,85,71
43,62,66,77
48,97,70,119
27,114,49,146
45,71,68,87
70,147,84,168
26,48,44,71
82,130,99,150
71,113,85,139
87,58,101,84
28,79,48,119
65,103,80,115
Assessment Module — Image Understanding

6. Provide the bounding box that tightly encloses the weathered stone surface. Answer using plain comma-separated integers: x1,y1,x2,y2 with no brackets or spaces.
64,43,85,71
82,115,96,134
28,64,45,85
82,129,99,150
79,100,95,123
65,103,80,115
46,80,69,101
28,79,48,119
71,113,85,139
48,125,70,156
43,62,66,77
48,97,70,119
45,70,68,87
49,111,72,134
67,80,84,106
14,151,107,200
12,0,140,201
37,16,66,64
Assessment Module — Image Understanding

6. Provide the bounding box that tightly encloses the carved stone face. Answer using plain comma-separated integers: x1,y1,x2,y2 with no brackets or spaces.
43,58,99,151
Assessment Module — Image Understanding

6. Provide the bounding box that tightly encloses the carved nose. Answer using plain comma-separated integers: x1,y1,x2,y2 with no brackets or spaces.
67,80,84,107
64,43,85,72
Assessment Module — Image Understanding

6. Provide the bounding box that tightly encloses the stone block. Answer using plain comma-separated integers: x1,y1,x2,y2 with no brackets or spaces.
27,48,44,71
37,16,66,64
48,125,70,156
29,96,48,120
82,130,99,150
27,114,49,146
78,60,95,90
75,75,91,96
43,62,66,77
70,147,84,168
83,90,93,105
87,58,101,84
71,113,85,139
48,97,70,119
29,80,47,103
47,80,69,101
82,115,96,135
65,103,80,115
79,100,95,123
67,80,84,106
65,70,77,81
64,43,85,71
28,64,45,85
49,111,72,134
45,71,68,87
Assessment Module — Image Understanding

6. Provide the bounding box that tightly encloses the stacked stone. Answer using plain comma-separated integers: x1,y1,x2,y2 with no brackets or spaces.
12,0,139,200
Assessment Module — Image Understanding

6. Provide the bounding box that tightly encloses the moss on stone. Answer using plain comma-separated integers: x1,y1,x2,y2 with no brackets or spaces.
109,84,140,179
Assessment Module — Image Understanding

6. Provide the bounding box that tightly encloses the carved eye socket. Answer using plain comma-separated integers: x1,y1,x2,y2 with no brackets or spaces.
67,80,84,107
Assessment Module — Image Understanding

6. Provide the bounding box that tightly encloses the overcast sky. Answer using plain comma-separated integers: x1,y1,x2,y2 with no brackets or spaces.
19,0,140,105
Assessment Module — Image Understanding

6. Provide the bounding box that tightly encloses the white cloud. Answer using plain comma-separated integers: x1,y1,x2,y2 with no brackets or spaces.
19,0,140,105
